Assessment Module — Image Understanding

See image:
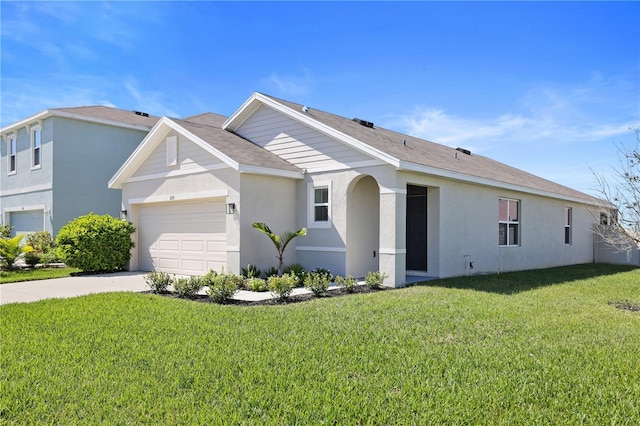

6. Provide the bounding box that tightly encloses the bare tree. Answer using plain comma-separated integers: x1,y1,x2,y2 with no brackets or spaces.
593,127,640,250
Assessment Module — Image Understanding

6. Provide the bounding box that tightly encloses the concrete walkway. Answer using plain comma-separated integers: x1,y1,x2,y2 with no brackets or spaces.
0,272,149,305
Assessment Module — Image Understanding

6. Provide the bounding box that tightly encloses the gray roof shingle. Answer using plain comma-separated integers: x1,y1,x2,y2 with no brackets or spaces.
52,105,161,128
173,116,302,174
263,94,597,203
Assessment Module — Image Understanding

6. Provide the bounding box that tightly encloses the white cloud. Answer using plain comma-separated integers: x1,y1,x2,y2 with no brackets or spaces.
385,75,638,155
263,68,314,96
123,80,180,118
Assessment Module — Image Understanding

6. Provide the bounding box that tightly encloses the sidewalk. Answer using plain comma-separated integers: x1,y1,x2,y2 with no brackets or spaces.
0,272,149,305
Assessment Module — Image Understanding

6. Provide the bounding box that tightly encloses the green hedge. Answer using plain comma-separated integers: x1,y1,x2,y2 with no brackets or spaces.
56,213,135,272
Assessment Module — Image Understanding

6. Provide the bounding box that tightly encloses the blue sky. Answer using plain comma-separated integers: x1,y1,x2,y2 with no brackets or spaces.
1,1,638,196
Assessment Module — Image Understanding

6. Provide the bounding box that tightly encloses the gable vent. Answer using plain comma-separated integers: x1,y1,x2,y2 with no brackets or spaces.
133,110,149,117
456,147,471,156
352,118,374,128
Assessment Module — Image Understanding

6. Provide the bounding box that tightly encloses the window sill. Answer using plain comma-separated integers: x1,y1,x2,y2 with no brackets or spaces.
308,221,332,229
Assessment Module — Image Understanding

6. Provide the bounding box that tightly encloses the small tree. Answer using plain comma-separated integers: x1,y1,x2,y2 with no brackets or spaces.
593,127,640,250
252,222,306,275
0,235,33,270
56,213,135,272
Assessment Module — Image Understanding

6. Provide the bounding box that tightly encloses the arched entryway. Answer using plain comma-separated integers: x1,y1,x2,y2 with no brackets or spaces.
346,175,380,278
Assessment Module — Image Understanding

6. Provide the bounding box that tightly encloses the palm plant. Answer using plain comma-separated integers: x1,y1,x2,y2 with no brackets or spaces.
252,222,306,275
0,234,33,270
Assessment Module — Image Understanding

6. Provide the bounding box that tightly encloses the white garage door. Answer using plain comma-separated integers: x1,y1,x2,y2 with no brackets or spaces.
138,200,226,276
10,210,44,236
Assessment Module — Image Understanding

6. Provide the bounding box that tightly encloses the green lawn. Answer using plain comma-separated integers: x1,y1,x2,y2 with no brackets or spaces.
1,264,638,424
0,267,81,284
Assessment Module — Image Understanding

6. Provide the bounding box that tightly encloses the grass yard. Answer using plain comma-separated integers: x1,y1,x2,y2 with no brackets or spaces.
1,264,638,424
0,267,80,284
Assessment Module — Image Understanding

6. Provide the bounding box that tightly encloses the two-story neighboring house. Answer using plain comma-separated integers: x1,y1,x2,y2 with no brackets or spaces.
0,106,159,236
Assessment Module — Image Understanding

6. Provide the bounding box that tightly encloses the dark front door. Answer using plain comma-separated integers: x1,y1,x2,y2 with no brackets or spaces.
406,185,427,271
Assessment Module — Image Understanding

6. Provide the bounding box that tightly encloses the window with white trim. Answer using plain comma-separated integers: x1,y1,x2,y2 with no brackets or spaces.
314,187,329,221
499,198,520,246
31,128,42,169
564,207,572,245
8,136,17,174
308,181,332,228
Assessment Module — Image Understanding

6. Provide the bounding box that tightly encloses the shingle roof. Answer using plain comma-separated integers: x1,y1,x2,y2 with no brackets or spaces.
173,116,302,174
262,94,598,203
51,105,161,128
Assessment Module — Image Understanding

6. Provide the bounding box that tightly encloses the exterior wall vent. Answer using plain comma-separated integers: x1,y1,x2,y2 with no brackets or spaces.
352,118,374,128
133,110,149,117
456,147,471,156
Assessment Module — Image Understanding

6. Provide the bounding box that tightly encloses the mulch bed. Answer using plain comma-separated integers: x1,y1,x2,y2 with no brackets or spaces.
609,300,640,313
144,285,388,306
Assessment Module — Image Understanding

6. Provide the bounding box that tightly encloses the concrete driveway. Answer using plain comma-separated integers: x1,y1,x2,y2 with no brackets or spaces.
0,272,149,305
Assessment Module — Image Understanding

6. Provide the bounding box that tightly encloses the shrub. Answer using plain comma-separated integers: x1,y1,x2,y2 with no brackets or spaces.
246,277,268,292
268,273,297,301
145,271,173,293
304,271,332,297
365,271,388,289
24,251,41,267
173,276,202,298
335,275,358,293
207,274,240,303
0,224,13,239
55,214,135,272
25,231,54,254
241,264,261,279
200,269,219,288
39,251,61,266
264,266,279,278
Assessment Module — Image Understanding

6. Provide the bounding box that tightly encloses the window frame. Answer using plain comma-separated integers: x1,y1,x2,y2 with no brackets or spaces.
498,197,520,247
564,207,572,245
31,126,42,170
307,181,332,228
7,134,17,175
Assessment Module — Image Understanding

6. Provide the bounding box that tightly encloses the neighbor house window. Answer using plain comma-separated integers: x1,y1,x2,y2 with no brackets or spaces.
8,136,17,174
499,198,520,246
564,207,572,245
31,128,41,168
308,182,332,228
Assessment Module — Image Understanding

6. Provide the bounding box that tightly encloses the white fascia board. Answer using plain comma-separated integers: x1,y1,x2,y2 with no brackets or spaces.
109,117,172,189
221,92,263,130
109,117,242,189
398,160,600,207
223,93,401,168
238,164,304,179
1,111,50,135
1,110,152,135
165,118,241,171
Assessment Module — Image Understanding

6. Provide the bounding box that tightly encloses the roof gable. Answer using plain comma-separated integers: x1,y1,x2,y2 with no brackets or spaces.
225,92,598,204
109,116,303,189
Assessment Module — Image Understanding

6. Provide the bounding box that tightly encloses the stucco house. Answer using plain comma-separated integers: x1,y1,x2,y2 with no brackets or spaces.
1,107,158,236
109,92,603,286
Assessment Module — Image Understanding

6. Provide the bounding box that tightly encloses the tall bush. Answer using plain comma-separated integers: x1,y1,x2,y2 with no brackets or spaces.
56,213,135,272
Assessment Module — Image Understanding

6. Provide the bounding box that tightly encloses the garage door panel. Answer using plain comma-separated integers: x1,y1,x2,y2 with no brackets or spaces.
158,257,180,270
158,238,180,251
138,200,227,275
182,240,205,252
10,211,44,236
